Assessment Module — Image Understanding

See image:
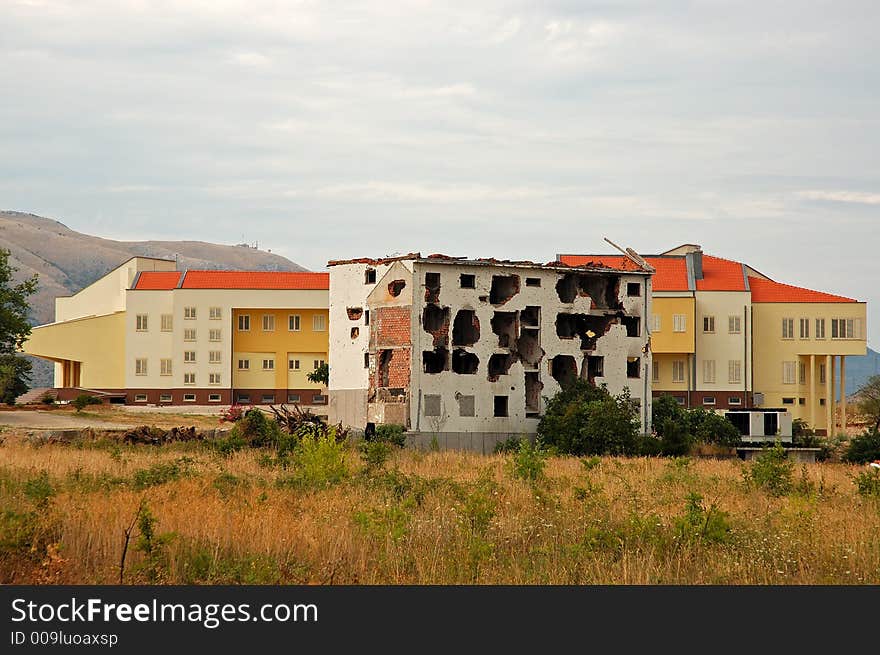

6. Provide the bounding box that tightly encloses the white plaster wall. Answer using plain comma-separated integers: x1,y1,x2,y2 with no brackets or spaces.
693,291,752,396
408,263,652,434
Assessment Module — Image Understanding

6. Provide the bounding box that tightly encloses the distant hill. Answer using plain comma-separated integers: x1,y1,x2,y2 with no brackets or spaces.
845,347,880,399
1,210,309,386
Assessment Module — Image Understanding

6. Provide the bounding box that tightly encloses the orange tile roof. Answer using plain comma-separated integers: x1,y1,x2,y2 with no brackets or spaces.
695,255,747,291
558,255,689,291
133,271,183,290
749,277,857,303
180,271,329,290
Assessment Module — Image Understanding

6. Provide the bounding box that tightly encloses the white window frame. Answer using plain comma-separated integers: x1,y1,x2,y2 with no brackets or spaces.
702,316,715,334
799,318,810,339
312,314,326,332
160,393,172,403
815,318,826,340
209,328,221,342
728,360,742,384
208,394,222,403
183,393,196,402
652,314,661,332
135,358,147,376
184,306,197,320
652,360,660,382
262,314,275,331
262,358,275,371
289,314,301,331
161,314,173,332
209,373,222,385
184,328,196,342
183,372,196,386
672,360,685,383
238,359,250,371
782,317,794,340
209,350,221,364
782,361,797,384
136,314,148,332
313,359,326,371
160,359,172,376
184,350,196,363
135,393,148,403
728,315,741,334
209,307,222,320
289,359,301,371
238,314,250,331
673,314,687,333
702,359,716,384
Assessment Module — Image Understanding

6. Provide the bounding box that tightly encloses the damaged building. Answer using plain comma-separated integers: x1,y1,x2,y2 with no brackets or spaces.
328,254,653,451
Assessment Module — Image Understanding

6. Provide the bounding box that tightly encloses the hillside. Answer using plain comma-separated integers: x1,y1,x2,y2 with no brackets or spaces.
1,210,308,386
845,347,880,398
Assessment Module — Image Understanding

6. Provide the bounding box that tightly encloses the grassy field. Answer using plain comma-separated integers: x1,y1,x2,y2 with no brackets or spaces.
1,431,879,585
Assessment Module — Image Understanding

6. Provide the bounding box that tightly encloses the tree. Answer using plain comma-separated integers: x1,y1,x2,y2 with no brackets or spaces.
307,362,329,386
856,375,880,432
0,249,38,404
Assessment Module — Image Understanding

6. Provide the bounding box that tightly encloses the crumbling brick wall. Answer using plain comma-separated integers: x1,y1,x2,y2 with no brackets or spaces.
371,306,412,348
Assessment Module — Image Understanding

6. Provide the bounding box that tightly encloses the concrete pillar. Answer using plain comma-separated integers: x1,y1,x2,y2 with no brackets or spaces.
825,354,832,436
841,356,847,435
809,354,816,431
830,355,836,436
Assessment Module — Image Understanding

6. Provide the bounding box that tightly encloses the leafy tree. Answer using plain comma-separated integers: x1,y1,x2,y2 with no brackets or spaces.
842,429,880,464
307,362,329,386
686,407,742,447
0,249,38,404
856,375,880,432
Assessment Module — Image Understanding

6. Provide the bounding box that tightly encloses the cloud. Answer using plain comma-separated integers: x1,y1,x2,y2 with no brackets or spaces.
796,190,880,205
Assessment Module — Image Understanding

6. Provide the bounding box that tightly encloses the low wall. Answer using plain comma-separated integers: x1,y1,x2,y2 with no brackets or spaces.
405,431,534,454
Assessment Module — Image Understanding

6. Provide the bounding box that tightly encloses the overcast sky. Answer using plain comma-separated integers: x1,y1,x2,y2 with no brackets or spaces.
2,1,878,346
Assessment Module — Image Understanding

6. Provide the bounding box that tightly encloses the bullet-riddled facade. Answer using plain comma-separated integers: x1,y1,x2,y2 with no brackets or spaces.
329,254,653,449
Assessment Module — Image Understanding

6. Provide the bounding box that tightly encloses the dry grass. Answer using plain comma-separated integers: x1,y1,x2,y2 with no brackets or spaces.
1,432,879,585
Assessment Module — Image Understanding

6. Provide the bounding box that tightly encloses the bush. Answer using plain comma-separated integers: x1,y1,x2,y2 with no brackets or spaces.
674,492,732,544
687,408,741,447
494,437,525,454
508,439,547,482
278,430,348,490
743,442,794,497
657,418,693,456
854,469,880,498
652,394,741,449
374,424,406,447
72,394,102,413
843,429,880,464
537,381,640,456
132,458,194,490
359,439,393,471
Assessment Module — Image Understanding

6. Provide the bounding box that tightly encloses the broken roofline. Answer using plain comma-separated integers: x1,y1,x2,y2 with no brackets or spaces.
327,253,653,276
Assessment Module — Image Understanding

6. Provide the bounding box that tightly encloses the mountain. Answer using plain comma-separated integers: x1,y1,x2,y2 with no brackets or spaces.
1,210,309,386
845,347,880,399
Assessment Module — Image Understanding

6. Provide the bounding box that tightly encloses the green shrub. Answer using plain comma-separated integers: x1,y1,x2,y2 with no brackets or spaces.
494,436,524,454
72,394,102,413
132,458,194,490
674,492,732,544
212,472,248,499
180,547,290,584
687,408,741,447
653,394,741,449
658,418,693,456
743,442,794,497
508,439,547,482
843,429,880,464
359,439,393,471
374,424,406,447
278,430,348,490
212,430,248,457
24,471,55,508
134,504,175,583
854,469,880,498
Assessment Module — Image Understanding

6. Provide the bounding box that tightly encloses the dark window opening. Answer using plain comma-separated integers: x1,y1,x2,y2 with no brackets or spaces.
347,307,363,321
703,396,716,405
460,274,476,289
388,279,406,297
627,357,641,378
525,277,541,287
365,269,376,284
556,313,617,350
799,398,806,405
364,353,370,369
423,304,450,346
764,413,779,436
584,355,604,383
491,311,518,348
521,306,540,327
422,347,449,374
518,328,543,368
365,310,370,325
556,273,621,309
351,327,360,339
782,397,795,405
489,275,520,305
627,282,641,297
550,355,578,389
622,316,641,337
452,348,479,375
494,395,509,417
378,350,393,386
728,396,742,405
452,309,480,346
487,353,517,381
726,412,750,435
525,371,542,413
425,272,441,303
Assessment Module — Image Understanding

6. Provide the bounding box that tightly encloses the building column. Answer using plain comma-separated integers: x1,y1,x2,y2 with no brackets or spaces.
841,356,847,435
825,354,832,436
809,354,816,431
830,355,837,435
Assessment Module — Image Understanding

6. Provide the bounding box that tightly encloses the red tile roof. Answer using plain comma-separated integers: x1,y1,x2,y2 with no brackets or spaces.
133,271,183,290
133,271,329,290
180,271,329,290
695,255,747,291
558,255,689,291
749,277,857,303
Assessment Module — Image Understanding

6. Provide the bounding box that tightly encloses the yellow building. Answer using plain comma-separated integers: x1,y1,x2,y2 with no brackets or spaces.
560,246,866,434
23,259,330,407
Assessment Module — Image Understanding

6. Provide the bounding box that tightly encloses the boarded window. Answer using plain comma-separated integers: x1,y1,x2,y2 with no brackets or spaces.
458,395,475,417
424,394,442,417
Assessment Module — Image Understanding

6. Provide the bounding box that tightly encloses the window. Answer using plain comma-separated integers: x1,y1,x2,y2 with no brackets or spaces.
832,318,861,340
313,314,326,331
261,394,276,404
673,314,687,332
209,373,221,385
364,310,370,326
289,359,301,371
458,395,475,417
238,359,250,370
672,360,686,383
819,363,827,384
184,328,196,342
209,351,221,364
209,328,221,342
136,314,148,331
728,360,742,384
160,359,172,376
525,277,541,287
238,314,250,331
820,398,826,406
652,360,660,382
460,274,476,289
703,396,716,405
313,359,326,370
627,357,640,379
783,361,797,384
262,314,275,331
652,314,661,332
728,396,742,406
160,393,172,403
782,397,795,405
703,359,716,384
313,394,327,405
184,307,196,320
135,394,148,403
728,315,741,334
184,351,196,363
288,314,301,331
782,318,794,339
184,373,196,385
209,307,222,320
364,353,370,369
627,282,641,297
161,314,173,332
799,398,806,405
799,318,810,339
703,316,715,333
263,358,275,371
208,394,221,402
237,394,251,404
365,268,376,284
493,395,508,417
183,393,196,402
424,395,441,417
288,394,301,404
816,318,826,339
135,358,147,376
798,361,806,385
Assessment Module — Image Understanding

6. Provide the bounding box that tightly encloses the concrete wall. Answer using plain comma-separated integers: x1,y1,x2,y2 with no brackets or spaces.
693,290,752,404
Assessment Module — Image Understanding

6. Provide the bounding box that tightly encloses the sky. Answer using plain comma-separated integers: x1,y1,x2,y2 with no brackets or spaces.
2,1,879,346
